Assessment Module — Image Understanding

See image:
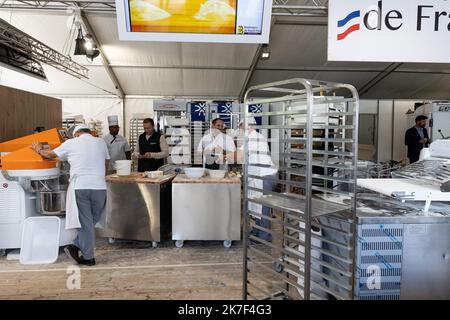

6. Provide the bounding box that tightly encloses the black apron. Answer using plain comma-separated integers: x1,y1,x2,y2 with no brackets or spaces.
205,162,220,170
137,131,164,172
203,133,226,170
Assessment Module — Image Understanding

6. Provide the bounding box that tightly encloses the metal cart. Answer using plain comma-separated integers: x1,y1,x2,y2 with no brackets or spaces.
97,174,175,247
242,78,359,300
171,174,241,248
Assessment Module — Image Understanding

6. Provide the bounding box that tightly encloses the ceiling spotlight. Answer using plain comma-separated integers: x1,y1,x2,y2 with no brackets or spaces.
84,40,93,51
73,27,86,55
86,48,100,62
261,44,270,59
84,34,100,62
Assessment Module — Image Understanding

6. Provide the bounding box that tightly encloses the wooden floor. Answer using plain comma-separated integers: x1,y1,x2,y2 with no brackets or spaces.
0,239,245,300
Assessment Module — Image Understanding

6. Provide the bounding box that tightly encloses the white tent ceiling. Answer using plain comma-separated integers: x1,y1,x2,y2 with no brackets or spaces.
0,3,450,100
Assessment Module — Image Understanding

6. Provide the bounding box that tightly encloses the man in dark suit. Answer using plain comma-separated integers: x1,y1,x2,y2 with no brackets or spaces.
405,115,430,164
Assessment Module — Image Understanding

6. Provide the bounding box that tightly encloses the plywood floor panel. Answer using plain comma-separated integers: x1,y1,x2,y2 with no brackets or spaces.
0,239,245,300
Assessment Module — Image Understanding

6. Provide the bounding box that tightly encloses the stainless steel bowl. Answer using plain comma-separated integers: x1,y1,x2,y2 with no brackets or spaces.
36,191,66,216
30,178,59,192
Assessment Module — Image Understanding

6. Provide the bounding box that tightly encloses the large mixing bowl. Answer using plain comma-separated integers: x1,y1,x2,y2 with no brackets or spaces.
30,178,59,192
184,167,205,179
36,191,66,216
208,169,226,179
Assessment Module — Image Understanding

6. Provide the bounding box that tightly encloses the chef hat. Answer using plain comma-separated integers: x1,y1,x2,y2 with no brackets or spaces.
73,124,90,135
108,115,119,127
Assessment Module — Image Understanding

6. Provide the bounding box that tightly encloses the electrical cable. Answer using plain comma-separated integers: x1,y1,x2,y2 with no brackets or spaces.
62,15,76,56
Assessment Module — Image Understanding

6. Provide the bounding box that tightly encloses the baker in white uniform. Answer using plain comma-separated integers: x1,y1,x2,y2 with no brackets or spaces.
236,117,278,242
32,124,110,266
197,118,236,169
103,115,131,174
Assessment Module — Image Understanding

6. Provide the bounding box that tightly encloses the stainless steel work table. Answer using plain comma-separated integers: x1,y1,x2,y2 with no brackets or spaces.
97,173,176,246
171,174,241,248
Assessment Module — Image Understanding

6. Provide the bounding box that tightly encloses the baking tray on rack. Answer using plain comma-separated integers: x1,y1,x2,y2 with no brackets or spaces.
392,160,450,185
248,194,351,217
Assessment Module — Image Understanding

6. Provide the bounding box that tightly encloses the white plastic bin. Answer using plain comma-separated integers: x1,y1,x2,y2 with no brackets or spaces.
20,216,61,265
115,160,132,176
59,217,77,245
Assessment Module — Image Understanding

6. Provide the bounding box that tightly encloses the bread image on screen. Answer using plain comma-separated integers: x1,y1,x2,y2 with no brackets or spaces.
194,0,236,21
130,0,171,21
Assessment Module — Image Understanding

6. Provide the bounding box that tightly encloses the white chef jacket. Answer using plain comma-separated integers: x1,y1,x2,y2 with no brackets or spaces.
103,133,131,171
242,130,277,177
54,134,110,190
197,130,236,153
241,130,277,216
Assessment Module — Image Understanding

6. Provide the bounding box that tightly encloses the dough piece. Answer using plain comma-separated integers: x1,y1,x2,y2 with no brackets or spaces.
130,0,171,21
194,0,235,21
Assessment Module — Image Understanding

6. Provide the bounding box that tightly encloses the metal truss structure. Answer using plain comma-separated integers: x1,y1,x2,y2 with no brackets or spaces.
0,0,116,14
0,0,329,17
272,0,328,17
0,0,329,90
0,17,88,78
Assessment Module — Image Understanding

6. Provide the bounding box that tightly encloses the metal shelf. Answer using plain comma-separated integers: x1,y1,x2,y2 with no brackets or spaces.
248,195,350,218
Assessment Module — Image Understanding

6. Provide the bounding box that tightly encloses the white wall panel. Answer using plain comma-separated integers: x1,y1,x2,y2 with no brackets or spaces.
377,100,394,162
359,100,378,114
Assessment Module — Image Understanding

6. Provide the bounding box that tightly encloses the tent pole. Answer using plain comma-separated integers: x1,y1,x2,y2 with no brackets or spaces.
122,97,126,138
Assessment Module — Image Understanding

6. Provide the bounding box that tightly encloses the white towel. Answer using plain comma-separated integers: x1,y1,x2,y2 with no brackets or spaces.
65,176,81,229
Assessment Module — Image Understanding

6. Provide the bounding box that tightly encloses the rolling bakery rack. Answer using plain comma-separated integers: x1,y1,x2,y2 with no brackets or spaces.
129,117,146,151
242,79,359,300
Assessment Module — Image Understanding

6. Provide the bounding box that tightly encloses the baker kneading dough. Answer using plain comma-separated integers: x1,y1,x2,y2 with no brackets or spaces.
194,0,236,21
130,0,171,21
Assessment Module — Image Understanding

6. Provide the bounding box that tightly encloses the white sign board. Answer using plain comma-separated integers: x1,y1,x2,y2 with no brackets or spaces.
328,0,450,63
153,100,186,112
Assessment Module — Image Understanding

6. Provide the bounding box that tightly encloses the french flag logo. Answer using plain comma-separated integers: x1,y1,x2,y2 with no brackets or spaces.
337,10,361,41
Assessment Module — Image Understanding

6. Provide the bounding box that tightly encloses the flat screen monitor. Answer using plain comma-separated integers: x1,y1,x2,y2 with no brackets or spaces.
115,0,273,43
